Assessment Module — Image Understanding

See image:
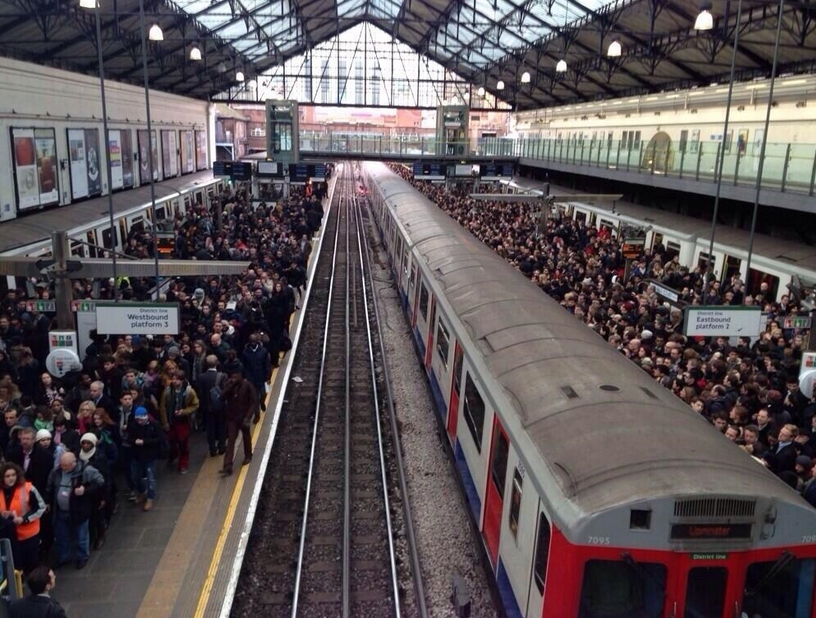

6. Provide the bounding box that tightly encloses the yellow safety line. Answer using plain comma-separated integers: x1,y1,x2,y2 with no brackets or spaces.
193,367,277,618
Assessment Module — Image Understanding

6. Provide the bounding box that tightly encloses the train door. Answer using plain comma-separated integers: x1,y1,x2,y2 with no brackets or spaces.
118,219,128,252
676,555,737,618
424,297,436,370
86,230,98,257
483,416,509,569
447,342,463,442
526,508,551,618
408,261,418,325
722,254,741,283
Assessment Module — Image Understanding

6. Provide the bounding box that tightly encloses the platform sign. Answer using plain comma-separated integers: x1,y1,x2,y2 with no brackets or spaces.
213,161,233,178
95,302,180,335
257,161,283,177
232,162,253,181
683,306,763,338
479,163,514,179
412,162,446,181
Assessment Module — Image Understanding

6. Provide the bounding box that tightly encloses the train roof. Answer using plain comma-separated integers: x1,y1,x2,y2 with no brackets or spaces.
367,163,811,531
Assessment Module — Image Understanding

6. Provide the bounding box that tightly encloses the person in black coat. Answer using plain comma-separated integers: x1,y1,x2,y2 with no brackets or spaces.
8,566,67,618
242,335,271,413
79,433,112,550
764,424,799,475
6,427,52,495
195,355,226,457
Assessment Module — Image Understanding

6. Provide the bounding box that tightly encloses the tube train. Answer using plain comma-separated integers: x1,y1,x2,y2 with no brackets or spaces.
364,161,816,618
0,176,226,294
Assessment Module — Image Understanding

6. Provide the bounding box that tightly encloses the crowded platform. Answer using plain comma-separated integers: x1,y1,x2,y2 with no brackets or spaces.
390,164,816,503
0,181,326,581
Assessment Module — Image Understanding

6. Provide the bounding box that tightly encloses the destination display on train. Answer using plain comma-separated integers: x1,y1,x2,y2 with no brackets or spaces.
670,523,752,540
480,163,515,178
288,163,326,182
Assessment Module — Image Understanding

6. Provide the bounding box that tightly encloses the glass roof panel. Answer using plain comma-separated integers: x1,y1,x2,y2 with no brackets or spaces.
368,0,402,19
336,0,366,17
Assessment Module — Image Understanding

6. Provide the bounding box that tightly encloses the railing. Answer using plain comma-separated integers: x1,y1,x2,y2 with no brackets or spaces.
298,130,472,158
479,137,816,196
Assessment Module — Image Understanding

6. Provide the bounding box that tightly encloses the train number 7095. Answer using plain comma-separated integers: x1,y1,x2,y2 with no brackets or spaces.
587,536,611,545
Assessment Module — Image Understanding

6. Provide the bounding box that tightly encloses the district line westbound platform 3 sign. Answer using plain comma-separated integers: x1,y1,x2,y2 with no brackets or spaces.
683,305,763,338
95,302,180,335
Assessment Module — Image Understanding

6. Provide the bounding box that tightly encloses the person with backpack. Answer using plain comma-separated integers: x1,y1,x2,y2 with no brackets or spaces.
196,355,226,457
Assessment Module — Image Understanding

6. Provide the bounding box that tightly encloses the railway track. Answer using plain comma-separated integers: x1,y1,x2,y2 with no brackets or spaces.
232,164,426,618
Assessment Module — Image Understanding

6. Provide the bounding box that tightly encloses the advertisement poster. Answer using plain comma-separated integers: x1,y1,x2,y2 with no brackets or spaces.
84,128,102,196
108,129,124,190
67,128,88,199
11,127,59,211
161,131,172,179
12,128,39,210
121,129,134,188
185,130,194,173
180,130,195,174
195,130,208,170
168,130,178,177
138,130,159,183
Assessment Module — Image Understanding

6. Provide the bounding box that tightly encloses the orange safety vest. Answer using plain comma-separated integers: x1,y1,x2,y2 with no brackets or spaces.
0,482,40,541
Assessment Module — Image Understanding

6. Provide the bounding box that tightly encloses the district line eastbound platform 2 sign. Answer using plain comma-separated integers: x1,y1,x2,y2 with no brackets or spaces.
95,302,180,335
683,306,762,338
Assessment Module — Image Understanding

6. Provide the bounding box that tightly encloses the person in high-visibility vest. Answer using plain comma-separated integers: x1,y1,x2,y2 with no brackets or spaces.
0,462,46,574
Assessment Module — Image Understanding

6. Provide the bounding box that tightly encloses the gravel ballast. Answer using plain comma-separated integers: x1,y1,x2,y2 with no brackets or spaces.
366,218,498,618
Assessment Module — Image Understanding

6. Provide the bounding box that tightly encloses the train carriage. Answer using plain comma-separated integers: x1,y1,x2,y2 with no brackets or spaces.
365,161,816,618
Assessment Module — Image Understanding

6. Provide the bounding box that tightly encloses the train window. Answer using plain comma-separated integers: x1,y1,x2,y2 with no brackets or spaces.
665,241,681,260
452,345,464,396
533,512,551,594
419,284,429,322
508,469,522,540
580,560,666,618
463,374,485,452
742,558,815,618
697,251,716,270
436,319,450,368
684,567,726,618
490,429,508,497
86,231,98,258
409,263,417,292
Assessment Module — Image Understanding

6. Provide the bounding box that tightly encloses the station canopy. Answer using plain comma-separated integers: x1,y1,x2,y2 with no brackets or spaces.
0,0,811,109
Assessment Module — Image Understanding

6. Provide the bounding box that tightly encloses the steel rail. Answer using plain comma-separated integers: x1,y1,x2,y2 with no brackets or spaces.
357,183,430,618
352,192,402,617
342,174,352,618
290,172,344,618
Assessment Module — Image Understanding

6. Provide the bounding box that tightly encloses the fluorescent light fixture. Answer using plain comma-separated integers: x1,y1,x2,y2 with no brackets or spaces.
189,46,202,61
148,24,163,41
607,40,622,57
556,59,567,73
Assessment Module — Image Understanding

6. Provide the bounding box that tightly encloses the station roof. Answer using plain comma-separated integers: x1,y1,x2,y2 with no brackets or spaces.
0,0,812,109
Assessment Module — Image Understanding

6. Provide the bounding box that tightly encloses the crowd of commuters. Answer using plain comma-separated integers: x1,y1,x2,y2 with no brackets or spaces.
391,164,816,504
0,179,325,600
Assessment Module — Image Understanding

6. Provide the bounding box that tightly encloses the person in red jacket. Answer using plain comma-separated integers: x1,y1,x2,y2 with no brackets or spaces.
219,362,258,477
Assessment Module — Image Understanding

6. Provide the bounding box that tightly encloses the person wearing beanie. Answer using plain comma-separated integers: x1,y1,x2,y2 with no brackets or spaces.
165,345,190,377
36,429,66,471
126,407,162,512
79,433,111,550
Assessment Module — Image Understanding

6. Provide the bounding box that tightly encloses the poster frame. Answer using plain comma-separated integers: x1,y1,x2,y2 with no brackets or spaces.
10,126,60,213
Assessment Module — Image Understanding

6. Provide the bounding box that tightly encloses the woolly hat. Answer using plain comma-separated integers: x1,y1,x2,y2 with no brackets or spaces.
35,429,52,442
134,406,148,418
80,433,98,446
796,455,813,470
167,346,180,357
641,330,653,340
193,288,205,300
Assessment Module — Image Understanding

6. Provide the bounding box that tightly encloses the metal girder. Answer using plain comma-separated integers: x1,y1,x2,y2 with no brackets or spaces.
0,258,249,279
